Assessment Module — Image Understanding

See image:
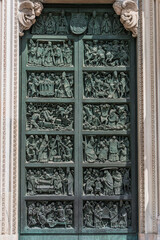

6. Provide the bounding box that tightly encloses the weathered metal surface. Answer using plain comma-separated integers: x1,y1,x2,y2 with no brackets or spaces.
20,4,137,239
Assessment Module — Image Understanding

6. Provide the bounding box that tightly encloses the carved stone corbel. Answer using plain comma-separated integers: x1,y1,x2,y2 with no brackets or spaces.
18,0,44,36
113,0,138,37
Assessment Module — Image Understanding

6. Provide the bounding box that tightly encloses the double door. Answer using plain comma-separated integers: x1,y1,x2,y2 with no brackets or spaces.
20,4,137,240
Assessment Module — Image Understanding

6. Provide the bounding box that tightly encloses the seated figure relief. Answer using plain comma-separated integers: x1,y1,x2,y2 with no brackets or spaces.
84,71,129,99
26,135,74,163
83,104,130,131
31,10,127,36
27,201,73,228
83,168,131,196
26,167,74,196
83,201,131,229
84,40,129,67
28,39,73,66
27,72,74,98
83,136,130,163
26,103,74,131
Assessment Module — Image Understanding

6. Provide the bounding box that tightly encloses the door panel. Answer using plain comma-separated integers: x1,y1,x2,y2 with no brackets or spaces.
20,4,137,239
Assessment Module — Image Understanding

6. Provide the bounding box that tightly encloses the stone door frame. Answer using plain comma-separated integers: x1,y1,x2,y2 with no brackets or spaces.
0,0,160,239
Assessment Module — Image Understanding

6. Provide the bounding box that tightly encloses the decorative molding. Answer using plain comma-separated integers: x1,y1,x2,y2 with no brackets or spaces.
12,0,19,235
113,0,138,37
150,0,157,233
1,0,7,234
137,0,145,233
18,0,44,36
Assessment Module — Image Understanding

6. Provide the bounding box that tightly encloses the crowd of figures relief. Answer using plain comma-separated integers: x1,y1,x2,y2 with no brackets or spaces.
83,104,130,131
28,40,73,66
83,201,131,229
27,168,74,195
84,71,129,99
83,168,131,196
26,103,74,131
83,136,130,163
31,10,129,36
26,135,73,163
84,40,129,67
27,201,73,228
28,72,74,98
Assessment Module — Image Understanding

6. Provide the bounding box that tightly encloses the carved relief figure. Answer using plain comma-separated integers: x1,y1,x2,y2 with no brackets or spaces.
83,168,131,196
101,13,112,34
26,134,73,163
26,103,74,131
84,40,129,66
83,201,131,229
27,72,74,98
83,104,130,130
27,201,73,228
84,71,129,99
83,136,130,163
57,10,69,34
27,40,73,66
29,10,131,36
88,11,101,35
45,13,56,35
26,168,74,196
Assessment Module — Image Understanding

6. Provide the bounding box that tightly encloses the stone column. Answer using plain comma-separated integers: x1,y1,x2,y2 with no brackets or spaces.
0,0,19,239
156,0,160,239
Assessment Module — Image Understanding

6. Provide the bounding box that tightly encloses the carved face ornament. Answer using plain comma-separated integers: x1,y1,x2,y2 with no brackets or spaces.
113,0,138,37
19,1,35,27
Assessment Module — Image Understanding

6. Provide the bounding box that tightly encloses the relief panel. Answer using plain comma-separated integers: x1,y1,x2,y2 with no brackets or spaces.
83,135,130,163
28,39,73,67
31,10,129,36
27,201,74,228
27,72,74,98
83,104,130,131
26,167,74,195
84,40,130,67
83,168,131,196
26,135,74,163
26,103,74,131
83,201,132,229
83,71,130,99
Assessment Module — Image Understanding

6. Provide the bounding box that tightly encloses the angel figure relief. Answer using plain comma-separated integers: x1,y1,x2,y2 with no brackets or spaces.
18,0,44,36
113,0,138,37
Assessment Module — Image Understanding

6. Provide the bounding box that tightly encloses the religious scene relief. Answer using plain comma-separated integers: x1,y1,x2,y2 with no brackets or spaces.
26,135,74,163
26,167,74,196
84,40,129,67
28,39,73,66
27,201,73,228
83,104,130,131
27,72,74,98
83,201,131,229
26,103,74,131
83,136,130,163
84,71,129,99
32,10,69,35
31,10,128,36
83,168,131,196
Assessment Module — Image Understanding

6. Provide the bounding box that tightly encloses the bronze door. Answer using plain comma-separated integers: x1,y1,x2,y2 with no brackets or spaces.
20,4,137,240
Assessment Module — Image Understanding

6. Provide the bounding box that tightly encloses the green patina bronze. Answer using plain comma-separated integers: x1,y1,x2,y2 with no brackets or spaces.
20,4,137,240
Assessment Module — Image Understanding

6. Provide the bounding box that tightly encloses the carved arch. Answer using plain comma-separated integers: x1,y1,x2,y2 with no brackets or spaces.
18,0,138,37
